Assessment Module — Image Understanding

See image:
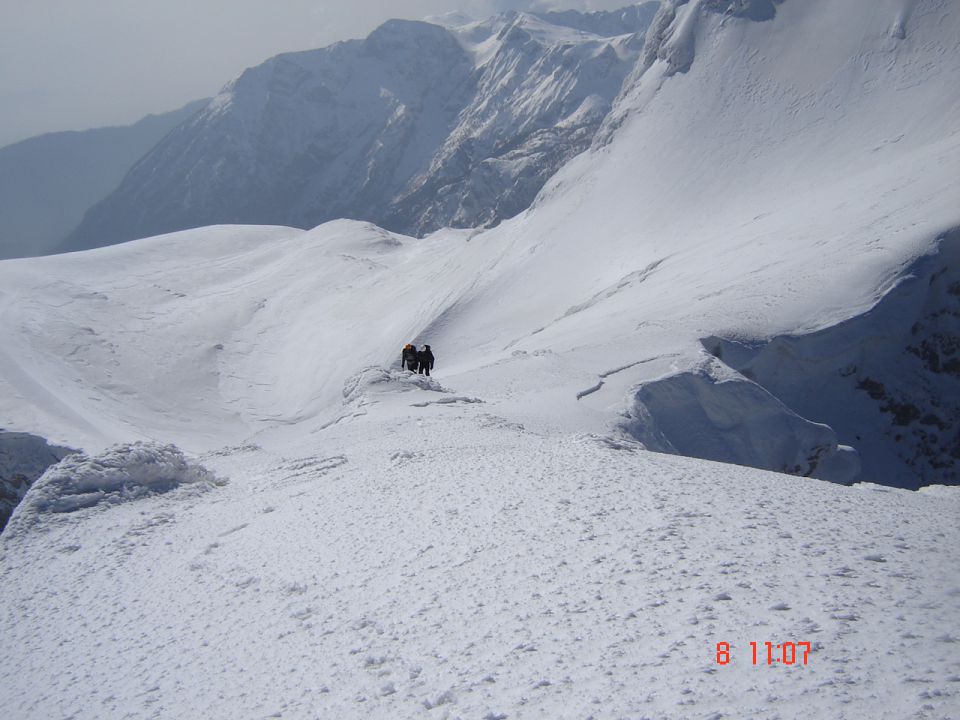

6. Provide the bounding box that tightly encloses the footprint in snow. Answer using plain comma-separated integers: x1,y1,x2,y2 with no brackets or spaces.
390,450,421,466
422,690,455,709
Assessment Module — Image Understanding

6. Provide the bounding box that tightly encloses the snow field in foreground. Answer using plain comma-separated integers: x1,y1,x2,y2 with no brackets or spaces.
2,380,958,720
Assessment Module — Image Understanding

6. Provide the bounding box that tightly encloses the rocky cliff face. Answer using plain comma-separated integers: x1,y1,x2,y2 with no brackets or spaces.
63,7,657,251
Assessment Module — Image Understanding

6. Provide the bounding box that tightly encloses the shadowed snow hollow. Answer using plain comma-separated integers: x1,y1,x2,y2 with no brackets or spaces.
0,431,75,531
702,230,960,488
620,355,860,483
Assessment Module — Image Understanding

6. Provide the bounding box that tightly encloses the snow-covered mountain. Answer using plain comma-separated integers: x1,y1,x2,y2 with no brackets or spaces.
61,5,658,252
2,1,960,718
0,100,206,260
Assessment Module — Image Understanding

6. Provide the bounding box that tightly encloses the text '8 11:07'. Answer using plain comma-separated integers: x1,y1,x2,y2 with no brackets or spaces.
715,641,812,665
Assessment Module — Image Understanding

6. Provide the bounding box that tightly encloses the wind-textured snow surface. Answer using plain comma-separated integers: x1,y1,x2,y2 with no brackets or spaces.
4,441,219,537
3,401,959,719
2,0,960,718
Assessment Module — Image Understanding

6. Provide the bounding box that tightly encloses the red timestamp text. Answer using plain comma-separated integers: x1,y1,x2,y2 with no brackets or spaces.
715,641,812,666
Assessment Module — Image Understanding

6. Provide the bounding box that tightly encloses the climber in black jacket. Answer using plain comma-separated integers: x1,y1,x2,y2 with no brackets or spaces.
416,345,435,376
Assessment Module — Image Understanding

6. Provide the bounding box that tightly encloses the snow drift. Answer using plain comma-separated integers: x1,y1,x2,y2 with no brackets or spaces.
5,442,219,536
620,355,861,483
702,229,960,488
341,367,447,406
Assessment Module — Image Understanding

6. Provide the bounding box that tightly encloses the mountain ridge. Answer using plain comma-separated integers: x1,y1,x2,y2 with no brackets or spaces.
62,6,658,252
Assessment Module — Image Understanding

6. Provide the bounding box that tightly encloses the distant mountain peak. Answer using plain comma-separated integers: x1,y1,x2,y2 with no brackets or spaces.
63,6,655,252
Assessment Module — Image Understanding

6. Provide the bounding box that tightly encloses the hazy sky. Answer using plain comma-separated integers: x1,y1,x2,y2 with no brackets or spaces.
0,0,638,148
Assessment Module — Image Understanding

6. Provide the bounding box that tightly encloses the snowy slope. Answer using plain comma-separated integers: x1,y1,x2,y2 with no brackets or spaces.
62,8,654,252
2,411,958,719
428,0,960,486
1,1,960,718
